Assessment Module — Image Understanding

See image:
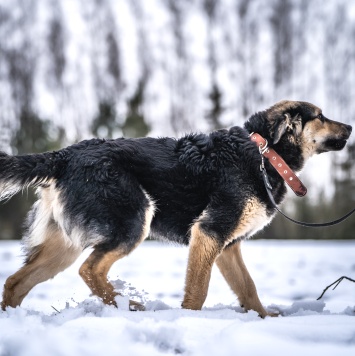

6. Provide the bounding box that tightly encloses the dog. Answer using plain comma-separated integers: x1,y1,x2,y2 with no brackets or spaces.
0,100,352,317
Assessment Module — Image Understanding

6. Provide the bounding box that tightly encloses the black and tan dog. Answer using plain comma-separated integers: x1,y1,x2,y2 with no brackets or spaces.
0,100,352,317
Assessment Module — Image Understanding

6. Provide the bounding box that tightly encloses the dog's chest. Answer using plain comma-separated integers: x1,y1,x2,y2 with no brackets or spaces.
227,197,273,245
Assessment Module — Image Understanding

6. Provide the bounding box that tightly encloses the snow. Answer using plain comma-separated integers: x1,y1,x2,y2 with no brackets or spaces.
1,240,355,355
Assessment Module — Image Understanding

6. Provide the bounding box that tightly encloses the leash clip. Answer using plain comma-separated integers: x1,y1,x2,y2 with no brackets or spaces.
260,154,265,171
259,139,269,154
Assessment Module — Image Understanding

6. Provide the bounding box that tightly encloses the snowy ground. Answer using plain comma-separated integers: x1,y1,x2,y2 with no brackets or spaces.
0,239,354,355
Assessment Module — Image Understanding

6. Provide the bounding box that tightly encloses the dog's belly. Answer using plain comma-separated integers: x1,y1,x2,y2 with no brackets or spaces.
148,197,274,246
143,190,208,245
149,213,193,245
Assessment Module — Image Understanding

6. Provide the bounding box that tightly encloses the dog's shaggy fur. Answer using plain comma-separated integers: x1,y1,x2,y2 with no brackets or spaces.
0,100,352,317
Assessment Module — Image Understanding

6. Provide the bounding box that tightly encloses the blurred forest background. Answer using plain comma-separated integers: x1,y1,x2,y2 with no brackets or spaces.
0,0,354,240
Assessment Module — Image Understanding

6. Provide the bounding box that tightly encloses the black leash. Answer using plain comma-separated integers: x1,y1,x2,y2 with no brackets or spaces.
260,159,355,228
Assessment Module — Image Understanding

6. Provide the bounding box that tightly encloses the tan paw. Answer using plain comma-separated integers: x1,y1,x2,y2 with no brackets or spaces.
266,311,280,317
129,300,145,311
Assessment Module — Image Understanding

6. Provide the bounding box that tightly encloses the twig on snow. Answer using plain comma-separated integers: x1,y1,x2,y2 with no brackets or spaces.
317,276,355,300
51,305,60,313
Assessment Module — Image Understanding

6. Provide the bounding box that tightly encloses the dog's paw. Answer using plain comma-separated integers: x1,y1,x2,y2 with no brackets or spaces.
266,311,280,317
129,300,145,311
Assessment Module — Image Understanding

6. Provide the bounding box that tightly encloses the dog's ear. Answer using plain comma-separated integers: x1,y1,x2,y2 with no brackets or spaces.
292,113,302,137
273,113,292,144
273,113,303,144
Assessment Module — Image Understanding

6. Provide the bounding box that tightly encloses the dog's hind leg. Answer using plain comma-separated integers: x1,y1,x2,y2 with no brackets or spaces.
79,191,155,311
215,241,270,318
1,225,81,310
79,246,143,310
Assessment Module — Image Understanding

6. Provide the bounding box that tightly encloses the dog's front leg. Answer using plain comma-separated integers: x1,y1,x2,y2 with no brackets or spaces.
182,223,222,310
216,241,271,318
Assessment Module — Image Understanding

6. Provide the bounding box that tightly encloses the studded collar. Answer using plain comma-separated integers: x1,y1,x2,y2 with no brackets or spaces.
250,133,307,197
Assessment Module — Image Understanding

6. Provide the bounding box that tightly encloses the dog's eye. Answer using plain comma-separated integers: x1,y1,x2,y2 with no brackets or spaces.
317,113,324,122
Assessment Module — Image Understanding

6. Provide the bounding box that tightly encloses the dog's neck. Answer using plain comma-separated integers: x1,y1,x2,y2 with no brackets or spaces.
250,133,307,197
244,111,271,141
244,112,305,172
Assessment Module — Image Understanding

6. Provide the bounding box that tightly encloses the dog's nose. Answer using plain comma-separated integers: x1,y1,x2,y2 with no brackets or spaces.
345,124,352,135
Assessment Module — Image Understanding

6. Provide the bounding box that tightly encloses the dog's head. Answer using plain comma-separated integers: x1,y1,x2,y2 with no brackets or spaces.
245,100,352,168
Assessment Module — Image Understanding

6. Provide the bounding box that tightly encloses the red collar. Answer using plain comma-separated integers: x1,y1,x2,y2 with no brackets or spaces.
250,133,307,197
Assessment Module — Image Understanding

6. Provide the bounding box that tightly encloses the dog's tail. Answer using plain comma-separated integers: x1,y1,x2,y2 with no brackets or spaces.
0,150,59,201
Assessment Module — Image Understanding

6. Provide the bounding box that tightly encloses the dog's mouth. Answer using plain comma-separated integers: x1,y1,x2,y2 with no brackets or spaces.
321,125,352,152
322,138,348,152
